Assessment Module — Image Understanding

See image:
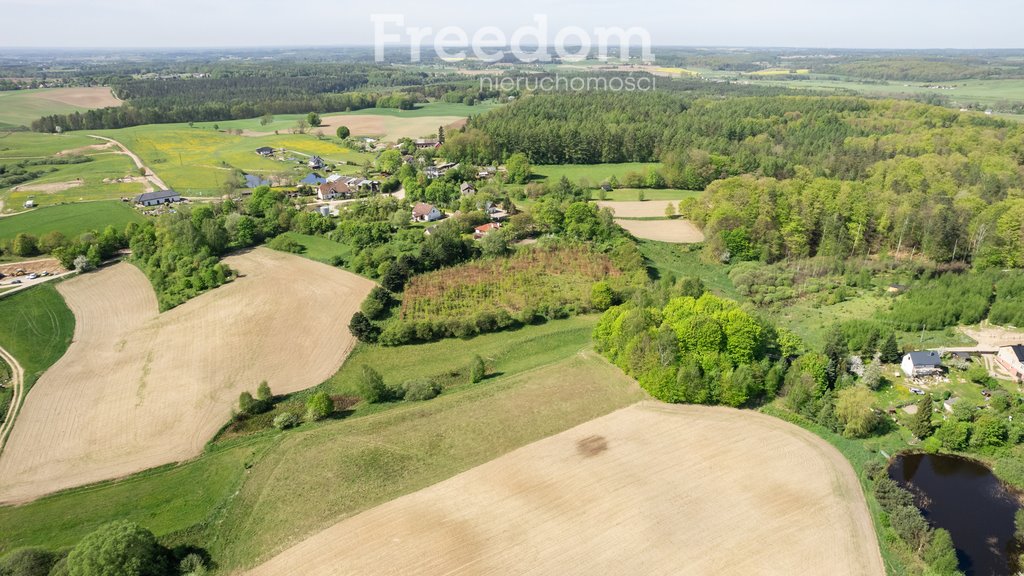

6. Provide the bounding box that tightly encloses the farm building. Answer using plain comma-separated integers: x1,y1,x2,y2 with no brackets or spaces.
414,139,440,149
474,222,501,239
255,146,274,156
135,189,181,207
412,203,443,223
996,345,1024,380
317,182,352,201
425,162,458,179
460,182,477,196
901,351,943,378
308,156,325,169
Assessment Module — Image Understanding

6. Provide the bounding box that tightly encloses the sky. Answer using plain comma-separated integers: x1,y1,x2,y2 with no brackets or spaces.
0,0,1020,50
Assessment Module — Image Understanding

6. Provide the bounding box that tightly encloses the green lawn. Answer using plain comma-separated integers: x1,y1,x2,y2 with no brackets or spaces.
637,240,740,299
0,284,74,386
0,201,144,242
598,188,702,201
0,132,99,160
533,162,661,185
274,232,352,266
0,316,644,572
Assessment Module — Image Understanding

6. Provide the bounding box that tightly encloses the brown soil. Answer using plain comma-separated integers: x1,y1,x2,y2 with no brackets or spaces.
0,248,374,503
246,403,884,576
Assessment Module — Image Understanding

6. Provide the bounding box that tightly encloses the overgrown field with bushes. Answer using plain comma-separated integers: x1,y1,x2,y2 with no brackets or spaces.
377,245,644,344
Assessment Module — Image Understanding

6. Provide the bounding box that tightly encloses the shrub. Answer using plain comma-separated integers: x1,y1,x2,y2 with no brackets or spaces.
0,547,62,576
590,281,615,311
305,391,333,422
273,412,300,430
256,381,272,402
924,528,959,575
874,477,914,511
403,379,441,401
73,254,94,272
357,366,388,403
890,505,931,552
238,392,258,416
267,235,304,254
349,312,380,343
469,355,486,384
179,553,207,576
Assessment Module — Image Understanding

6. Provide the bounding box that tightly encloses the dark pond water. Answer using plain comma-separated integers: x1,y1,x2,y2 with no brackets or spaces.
890,453,1021,576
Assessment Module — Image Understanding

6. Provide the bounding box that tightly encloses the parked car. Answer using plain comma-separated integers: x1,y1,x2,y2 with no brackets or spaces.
40,271,50,277
27,273,38,280
9,279,22,285
910,387,925,395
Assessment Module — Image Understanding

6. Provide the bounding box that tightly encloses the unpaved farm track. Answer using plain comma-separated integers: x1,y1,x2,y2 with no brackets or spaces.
0,248,374,503
88,135,168,192
247,402,884,576
0,346,25,453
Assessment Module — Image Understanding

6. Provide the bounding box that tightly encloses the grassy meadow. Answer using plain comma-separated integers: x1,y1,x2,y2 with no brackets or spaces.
93,124,375,195
598,188,701,201
0,201,143,242
0,285,74,388
533,162,661,184
0,316,644,572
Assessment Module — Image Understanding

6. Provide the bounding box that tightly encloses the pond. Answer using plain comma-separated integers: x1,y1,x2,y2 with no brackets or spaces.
890,453,1021,576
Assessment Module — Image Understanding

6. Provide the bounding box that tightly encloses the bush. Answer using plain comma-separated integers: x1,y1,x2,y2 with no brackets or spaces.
403,379,441,401
267,235,304,254
272,412,299,430
65,521,170,576
590,281,615,311
305,391,333,421
890,505,931,552
179,553,207,576
924,528,959,575
349,312,380,343
360,287,393,320
0,547,62,576
469,355,486,384
256,381,272,402
357,366,388,403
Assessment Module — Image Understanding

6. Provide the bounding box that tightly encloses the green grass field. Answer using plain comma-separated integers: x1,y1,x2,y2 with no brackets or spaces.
0,284,74,387
0,132,99,160
598,188,701,201
5,153,144,209
0,316,644,571
0,201,144,242
274,232,352,266
533,162,661,185
638,240,740,300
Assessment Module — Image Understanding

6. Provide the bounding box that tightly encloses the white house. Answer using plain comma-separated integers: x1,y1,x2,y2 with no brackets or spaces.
412,202,443,223
135,189,181,207
996,345,1024,380
901,351,943,378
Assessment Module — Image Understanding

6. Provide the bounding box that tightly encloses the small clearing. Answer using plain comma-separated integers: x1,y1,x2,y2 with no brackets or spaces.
616,218,706,243
12,179,83,194
247,402,883,576
0,248,374,503
597,200,677,218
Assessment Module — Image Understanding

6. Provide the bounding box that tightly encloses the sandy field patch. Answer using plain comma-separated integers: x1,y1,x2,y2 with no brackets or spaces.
319,114,466,141
34,87,122,109
616,218,705,243
247,402,883,576
597,200,677,218
960,323,1024,348
0,258,65,278
0,248,374,503
56,141,115,156
12,179,83,194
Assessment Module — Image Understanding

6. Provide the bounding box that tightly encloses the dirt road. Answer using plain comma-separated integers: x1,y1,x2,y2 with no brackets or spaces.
88,135,168,192
0,346,24,454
